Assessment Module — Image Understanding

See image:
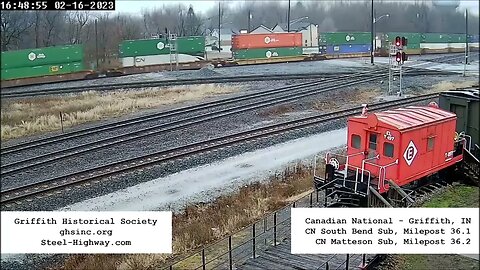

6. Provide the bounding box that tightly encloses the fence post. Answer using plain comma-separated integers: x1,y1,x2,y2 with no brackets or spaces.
169,265,173,270
202,249,206,270
362,254,366,267
316,190,319,203
310,192,313,207
229,235,233,270
59,112,64,133
326,262,329,270
263,217,267,246
252,223,256,258
293,201,296,208
345,254,349,270
273,212,277,246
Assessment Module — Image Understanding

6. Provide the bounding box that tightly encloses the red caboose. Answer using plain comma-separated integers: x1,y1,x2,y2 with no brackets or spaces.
326,104,464,195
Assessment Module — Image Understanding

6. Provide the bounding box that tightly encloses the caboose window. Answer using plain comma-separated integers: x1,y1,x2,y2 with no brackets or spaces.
427,137,435,151
384,142,394,157
369,133,377,150
351,134,361,149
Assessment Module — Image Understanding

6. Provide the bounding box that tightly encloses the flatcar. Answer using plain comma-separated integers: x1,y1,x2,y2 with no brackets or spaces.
314,103,475,207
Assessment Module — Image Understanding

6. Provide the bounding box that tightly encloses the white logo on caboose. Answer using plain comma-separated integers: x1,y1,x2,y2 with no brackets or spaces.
403,141,418,166
384,131,395,141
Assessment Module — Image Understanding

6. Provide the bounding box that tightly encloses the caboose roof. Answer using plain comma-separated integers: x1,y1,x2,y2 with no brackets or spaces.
352,105,456,131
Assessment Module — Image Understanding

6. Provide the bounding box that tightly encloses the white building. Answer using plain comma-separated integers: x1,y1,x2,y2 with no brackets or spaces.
210,28,239,46
272,22,319,47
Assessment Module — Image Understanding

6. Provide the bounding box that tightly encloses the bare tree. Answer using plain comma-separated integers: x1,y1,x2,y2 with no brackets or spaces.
1,11,34,50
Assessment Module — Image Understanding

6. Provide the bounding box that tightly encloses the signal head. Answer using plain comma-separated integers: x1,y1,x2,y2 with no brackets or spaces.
402,52,408,62
395,36,401,47
395,52,402,63
401,37,408,46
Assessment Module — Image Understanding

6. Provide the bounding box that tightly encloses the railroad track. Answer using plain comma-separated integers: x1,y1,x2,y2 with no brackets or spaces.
1,68,455,178
0,93,439,205
0,69,454,99
1,70,392,176
1,70,381,155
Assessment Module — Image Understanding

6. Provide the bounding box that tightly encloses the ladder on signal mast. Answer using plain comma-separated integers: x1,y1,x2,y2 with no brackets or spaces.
168,33,179,71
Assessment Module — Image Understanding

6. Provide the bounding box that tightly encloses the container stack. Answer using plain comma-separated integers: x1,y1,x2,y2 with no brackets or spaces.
119,36,205,67
1,45,86,81
231,33,303,60
322,32,371,55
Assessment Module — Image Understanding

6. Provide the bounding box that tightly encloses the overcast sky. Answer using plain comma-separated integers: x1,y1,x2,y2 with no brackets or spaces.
115,0,479,16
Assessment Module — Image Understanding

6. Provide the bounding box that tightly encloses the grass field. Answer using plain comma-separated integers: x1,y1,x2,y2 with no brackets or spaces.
1,84,240,140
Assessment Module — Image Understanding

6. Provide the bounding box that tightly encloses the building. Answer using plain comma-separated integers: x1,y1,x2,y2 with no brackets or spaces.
272,22,319,47
210,28,239,46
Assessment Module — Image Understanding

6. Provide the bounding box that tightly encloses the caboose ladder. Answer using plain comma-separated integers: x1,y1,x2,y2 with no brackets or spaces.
385,180,415,205
368,187,393,208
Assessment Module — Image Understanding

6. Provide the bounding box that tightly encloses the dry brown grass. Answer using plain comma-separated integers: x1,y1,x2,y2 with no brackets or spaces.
430,80,477,93
313,87,381,112
1,84,240,141
59,162,321,270
258,104,295,117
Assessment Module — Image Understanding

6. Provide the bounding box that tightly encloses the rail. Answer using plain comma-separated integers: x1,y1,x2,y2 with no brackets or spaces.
164,190,372,270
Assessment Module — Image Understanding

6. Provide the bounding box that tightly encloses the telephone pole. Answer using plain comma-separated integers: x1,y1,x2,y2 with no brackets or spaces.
370,0,374,64
287,0,291,32
218,2,221,52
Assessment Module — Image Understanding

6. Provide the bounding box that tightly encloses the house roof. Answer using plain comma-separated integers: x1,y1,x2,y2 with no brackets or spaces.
276,22,314,32
352,106,456,131
251,24,273,33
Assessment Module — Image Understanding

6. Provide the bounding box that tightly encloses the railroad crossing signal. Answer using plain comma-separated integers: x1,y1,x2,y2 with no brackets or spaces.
395,52,402,63
395,36,401,47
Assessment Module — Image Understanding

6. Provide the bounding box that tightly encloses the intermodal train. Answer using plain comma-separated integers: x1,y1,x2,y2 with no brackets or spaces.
314,88,479,207
1,32,479,87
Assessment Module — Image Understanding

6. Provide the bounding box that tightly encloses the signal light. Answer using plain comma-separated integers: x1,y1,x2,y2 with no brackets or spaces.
395,36,401,47
402,37,408,46
395,52,402,63
402,52,408,62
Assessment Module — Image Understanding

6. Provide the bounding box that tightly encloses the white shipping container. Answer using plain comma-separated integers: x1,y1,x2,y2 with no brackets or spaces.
447,43,466,49
420,43,449,49
133,54,202,67
122,57,135,67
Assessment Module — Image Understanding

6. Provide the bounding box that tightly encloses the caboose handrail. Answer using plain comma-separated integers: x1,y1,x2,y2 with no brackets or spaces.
345,151,366,180
364,159,398,190
343,164,372,194
361,155,379,184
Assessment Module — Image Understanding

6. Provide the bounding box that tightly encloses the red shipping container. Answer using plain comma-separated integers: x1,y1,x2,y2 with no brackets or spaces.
231,33,302,49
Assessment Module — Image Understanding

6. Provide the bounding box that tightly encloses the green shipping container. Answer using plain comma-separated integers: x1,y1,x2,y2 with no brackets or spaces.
1,62,85,80
1,45,84,69
233,47,302,60
385,32,423,45
324,32,371,45
422,33,451,43
449,34,467,43
119,36,205,58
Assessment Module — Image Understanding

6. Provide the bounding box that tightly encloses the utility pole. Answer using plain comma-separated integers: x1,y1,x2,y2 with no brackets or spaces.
465,10,469,64
287,0,291,32
248,9,251,33
95,19,99,70
218,2,221,52
464,9,468,76
370,0,374,65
